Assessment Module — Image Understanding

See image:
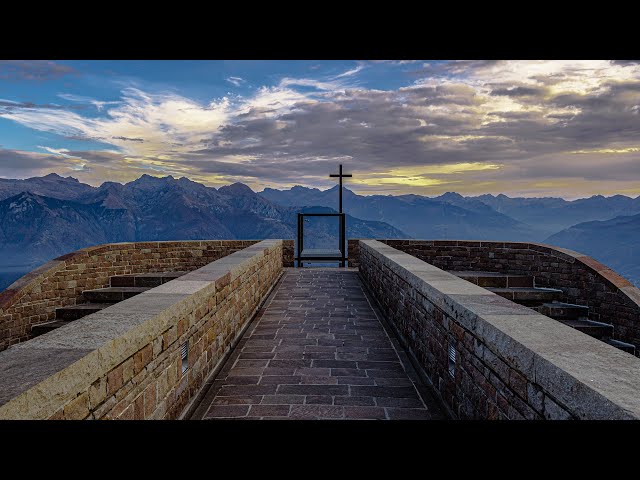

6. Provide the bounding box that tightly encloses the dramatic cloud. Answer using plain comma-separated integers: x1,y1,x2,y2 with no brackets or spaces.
1,60,639,198
0,99,78,110
333,63,365,78
0,149,80,177
111,136,144,142
0,61,77,81
226,76,245,87
58,93,119,111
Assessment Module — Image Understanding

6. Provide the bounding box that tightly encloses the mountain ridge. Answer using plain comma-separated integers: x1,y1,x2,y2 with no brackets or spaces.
1,174,639,290
0,176,408,290
545,213,640,287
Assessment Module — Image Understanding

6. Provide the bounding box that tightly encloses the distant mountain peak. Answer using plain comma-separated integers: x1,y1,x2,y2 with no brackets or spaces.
128,174,178,188
137,173,174,181
219,182,254,196
439,192,464,200
39,172,79,183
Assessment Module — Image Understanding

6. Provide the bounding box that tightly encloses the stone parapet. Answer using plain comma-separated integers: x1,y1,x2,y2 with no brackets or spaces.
0,240,289,351
348,239,640,352
358,240,640,420
0,240,283,420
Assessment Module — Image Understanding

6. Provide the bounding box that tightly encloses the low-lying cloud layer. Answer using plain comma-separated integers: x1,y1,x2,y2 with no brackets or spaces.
1,60,639,198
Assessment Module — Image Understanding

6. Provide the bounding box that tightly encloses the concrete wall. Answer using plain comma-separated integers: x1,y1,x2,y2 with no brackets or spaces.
349,239,640,352
0,240,272,351
0,240,283,420
358,240,640,420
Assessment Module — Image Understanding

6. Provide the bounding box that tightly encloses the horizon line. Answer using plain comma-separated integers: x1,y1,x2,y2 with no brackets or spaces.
2,171,639,202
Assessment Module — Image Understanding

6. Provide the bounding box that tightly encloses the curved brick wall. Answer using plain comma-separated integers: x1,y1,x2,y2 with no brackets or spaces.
359,240,640,419
0,240,283,420
349,239,640,353
0,240,266,351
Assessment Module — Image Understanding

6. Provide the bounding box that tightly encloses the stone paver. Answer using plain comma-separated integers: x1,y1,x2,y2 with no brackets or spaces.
192,268,446,420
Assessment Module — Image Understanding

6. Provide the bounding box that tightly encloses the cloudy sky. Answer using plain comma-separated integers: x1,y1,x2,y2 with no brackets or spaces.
0,60,639,199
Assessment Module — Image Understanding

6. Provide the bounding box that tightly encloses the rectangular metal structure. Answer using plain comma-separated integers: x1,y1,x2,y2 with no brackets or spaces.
296,212,347,267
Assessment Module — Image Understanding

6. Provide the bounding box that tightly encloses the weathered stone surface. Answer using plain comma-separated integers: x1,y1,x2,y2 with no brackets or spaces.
0,347,92,409
191,269,445,420
357,239,640,420
0,240,283,420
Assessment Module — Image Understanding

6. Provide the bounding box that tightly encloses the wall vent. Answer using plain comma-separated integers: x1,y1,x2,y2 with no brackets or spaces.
181,340,189,375
448,343,456,378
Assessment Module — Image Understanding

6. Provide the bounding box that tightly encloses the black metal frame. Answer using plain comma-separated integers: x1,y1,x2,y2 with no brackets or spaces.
296,212,347,267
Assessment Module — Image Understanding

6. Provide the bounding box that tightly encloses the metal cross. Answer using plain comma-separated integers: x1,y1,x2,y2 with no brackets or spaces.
329,164,352,213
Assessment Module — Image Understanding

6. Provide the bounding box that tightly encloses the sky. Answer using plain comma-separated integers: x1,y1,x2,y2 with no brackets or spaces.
0,59,639,199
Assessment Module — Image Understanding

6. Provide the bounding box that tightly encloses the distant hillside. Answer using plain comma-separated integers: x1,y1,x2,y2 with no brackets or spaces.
0,175,406,291
261,185,544,241
0,173,96,201
473,193,640,236
545,213,640,287
261,185,640,241
261,185,640,286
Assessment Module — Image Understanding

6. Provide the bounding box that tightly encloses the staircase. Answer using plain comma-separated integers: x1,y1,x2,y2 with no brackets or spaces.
31,272,186,337
449,271,636,355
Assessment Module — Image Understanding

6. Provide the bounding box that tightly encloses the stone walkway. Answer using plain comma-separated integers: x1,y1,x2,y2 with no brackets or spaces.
192,268,445,420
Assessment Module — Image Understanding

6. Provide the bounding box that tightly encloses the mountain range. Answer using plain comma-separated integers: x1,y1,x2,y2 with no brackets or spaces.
0,173,638,290
0,174,406,290
259,185,640,287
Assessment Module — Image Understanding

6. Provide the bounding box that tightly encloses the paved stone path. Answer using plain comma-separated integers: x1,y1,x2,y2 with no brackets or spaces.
192,268,446,420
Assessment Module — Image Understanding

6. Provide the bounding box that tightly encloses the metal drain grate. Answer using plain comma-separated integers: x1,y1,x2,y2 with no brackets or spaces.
448,343,456,378
181,340,189,375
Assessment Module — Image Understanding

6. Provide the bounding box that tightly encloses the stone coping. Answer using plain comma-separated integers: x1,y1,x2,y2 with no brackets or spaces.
360,240,640,419
0,240,281,418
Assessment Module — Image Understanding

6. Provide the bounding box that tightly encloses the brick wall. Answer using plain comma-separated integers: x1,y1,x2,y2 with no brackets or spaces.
282,240,294,267
0,240,283,420
349,239,640,353
347,239,360,268
358,240,640,420
0,240,281,351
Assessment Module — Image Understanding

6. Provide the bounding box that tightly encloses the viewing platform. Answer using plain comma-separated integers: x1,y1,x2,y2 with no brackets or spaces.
191,268,444,420
1,238,640,420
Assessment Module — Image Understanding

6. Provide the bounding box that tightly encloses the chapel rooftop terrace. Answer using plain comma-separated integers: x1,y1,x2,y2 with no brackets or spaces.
1,238,639,420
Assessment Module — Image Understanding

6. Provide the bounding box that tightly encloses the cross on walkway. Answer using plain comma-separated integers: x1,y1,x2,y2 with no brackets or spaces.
329,164,352,214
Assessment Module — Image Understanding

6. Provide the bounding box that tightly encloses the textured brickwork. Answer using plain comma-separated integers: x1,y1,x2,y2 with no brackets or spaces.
193,268,445,420
358,240,640,420
0,240,267,351
0,241,283,420
349,239,640,354
282,240,294,267
347,239,360,268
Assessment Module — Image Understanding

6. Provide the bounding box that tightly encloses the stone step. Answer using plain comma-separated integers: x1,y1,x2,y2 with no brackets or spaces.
558,319,614,339
55,303,112,321
450,271,533,288
487,287,563,305
82,287,150,303
110,271,187,287
31,320,73,337
604,338,636,355
536,302,589,320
